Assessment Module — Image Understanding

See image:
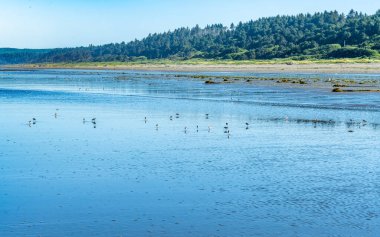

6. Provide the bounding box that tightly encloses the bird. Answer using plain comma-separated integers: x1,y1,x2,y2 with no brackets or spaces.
156,124,159,130
170,116,173,121
196,125,199,132
145,117,147,123
184,127,187,133
224,123,229,130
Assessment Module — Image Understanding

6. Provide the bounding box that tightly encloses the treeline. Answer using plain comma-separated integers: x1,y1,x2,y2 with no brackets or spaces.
1,10,380,64
0,49,50,64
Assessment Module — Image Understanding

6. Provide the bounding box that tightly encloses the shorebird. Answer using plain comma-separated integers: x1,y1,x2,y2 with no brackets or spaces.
208,126,211,132
224,123,229,129
196,125,199,132
156,124,159,130
145,117,147,123
170,116,173,121
184,127,187,133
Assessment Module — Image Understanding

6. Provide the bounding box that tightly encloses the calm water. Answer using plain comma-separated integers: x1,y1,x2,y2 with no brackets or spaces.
0,69,379,237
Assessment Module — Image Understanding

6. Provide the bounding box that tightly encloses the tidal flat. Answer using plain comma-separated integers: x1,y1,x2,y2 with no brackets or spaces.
0,69,379,237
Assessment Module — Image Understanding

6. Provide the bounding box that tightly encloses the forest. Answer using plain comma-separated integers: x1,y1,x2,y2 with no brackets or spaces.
1,10,379,64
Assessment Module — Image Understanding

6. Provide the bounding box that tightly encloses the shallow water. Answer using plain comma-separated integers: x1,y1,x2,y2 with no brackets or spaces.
0,70,379,237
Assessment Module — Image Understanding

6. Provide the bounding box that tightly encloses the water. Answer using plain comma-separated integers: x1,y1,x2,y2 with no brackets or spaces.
0,69,379,237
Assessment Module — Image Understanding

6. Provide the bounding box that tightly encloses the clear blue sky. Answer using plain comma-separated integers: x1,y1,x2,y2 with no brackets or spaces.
0,0,378,49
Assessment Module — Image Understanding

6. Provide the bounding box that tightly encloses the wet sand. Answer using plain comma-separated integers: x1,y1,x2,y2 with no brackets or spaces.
3,62,380,74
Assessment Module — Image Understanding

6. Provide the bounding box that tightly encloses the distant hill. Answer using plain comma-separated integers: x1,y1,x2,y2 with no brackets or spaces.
1,10,379,64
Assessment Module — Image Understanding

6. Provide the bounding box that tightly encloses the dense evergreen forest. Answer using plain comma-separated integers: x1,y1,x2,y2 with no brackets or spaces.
1,10,379,64
0,48,50,64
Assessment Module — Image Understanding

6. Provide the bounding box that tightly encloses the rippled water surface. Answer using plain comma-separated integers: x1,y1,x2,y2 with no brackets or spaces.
0,70,379,237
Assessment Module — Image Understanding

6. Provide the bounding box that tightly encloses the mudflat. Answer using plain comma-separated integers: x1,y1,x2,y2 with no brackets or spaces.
3,62,380,73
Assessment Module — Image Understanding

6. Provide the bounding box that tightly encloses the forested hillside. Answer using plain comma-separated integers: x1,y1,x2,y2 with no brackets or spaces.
0,49,50,64
1,10,379,64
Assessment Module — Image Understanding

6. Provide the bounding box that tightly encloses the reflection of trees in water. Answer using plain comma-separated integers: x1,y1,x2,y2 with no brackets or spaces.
258,117,338,128
257,117,380,131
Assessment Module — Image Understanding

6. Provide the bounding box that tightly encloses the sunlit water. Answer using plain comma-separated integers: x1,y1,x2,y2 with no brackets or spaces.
0,69,379,237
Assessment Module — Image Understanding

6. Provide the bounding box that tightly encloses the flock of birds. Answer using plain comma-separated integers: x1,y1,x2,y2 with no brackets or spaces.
27,108,370,137
27,111,251,139
145,113,250,139
27,108,99,128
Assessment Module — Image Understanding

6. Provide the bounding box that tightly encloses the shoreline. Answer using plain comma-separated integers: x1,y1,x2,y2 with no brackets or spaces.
2,62,380,74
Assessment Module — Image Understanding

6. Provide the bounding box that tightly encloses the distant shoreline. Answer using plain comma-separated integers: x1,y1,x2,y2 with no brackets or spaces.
2,61,380,93
2,61,380,74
